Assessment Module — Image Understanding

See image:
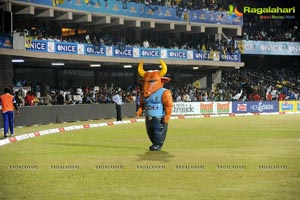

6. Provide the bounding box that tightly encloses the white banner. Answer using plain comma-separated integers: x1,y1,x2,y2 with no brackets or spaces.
172,102,200,115
172,102,232,115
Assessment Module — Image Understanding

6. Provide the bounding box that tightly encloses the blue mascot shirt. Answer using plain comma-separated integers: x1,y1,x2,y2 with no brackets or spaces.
144,88,166,117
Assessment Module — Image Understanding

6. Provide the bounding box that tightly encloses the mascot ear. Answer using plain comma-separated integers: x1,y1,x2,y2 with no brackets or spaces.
138,78,144,84
161,77,171,84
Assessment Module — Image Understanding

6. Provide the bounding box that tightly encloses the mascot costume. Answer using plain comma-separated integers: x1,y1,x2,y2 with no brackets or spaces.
136,60,173,151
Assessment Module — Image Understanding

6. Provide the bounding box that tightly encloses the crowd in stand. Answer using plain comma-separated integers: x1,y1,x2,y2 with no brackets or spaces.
133,0,225,10
223,0,300,41
8,0,300,105
242,13,299,42
112,0,224,10
12,62,300,107
13,83,141,107
17,0,298,53
214,65,300,102
170,64,300,103
21,20,240,54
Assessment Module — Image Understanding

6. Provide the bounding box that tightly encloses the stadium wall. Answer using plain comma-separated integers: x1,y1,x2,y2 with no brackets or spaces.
0,103,136,127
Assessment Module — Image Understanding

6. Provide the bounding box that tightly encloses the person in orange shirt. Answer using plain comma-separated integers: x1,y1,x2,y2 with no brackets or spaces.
24,91,35,106
252,91,261,101
266,92,273,101
0,87,19,138
278,92,286,101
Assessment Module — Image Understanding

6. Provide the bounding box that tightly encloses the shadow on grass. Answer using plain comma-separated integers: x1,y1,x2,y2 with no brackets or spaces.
48,142,145,150
136,151,175,162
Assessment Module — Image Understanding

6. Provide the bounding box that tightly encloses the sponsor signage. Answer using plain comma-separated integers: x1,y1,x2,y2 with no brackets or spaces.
56,42,77,54
85,45,106,56
172,102,200,115
232,101,279,113
221,53,240,62
22,40,241,62
139,48,160,58
215,102,231,113
113,46,133,57
200,102,214,114
0,35,13,48
248,101,278,113
241,40,300,56
279,101,297,112
237,103,247,112
26,40,47,52
172,102,232,115
167,50,187,59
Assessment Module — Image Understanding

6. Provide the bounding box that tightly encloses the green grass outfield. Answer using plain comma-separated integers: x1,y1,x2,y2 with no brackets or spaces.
0,114,300,200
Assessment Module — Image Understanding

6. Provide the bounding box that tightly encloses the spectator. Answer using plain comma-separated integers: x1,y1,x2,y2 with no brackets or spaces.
14,91,24,107
143,39,150,48
24,91,35,106
278,92,285,101
43,93,52,105
56,91,65,105
252,91,261,101
266,92,273,101
182,92,191,102
176,94,182,102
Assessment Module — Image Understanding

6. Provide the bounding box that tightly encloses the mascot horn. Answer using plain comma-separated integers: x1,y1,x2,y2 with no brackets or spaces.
136,60,173,151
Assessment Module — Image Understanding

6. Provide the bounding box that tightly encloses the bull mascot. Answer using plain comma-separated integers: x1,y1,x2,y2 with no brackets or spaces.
136,60,173,151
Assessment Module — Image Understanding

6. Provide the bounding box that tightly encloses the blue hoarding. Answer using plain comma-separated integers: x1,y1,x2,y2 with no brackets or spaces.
232,101,279,113
112,46,133,58
85,45,106,56
23,40,241,63
167,49,187,59
241,40,300,56
139,48,160,58
55,42,77,54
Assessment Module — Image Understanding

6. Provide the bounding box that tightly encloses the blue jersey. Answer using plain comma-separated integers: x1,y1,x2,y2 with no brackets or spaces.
144,88,166,117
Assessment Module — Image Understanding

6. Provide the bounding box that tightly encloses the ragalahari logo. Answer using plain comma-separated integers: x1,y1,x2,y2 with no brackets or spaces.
228,4,243,20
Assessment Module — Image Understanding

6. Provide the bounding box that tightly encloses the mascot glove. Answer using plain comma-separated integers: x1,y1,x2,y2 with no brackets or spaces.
164,115,171,124
136,108,143,116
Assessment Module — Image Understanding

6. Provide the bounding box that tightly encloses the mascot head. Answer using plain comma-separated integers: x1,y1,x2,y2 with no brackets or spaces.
138,59,170,98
